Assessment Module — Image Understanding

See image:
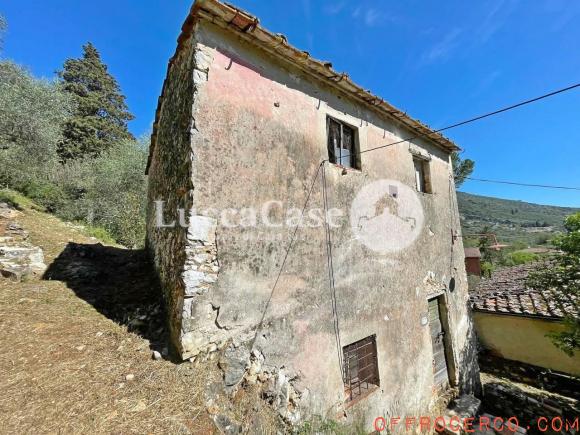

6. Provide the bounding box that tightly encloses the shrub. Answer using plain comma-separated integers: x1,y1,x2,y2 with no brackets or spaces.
481,261,494,278
507,251,539,265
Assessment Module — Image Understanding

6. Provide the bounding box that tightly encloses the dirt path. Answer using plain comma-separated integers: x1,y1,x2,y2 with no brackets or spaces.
0,206,217,434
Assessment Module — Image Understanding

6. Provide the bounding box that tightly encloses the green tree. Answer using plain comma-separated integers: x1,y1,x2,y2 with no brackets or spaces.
57,42,134,161
528,213,580,356
0,62,72,154
0,61,73,211
451,152,475,188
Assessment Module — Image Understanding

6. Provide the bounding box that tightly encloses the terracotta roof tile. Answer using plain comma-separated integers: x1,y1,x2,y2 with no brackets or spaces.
470,262,578,320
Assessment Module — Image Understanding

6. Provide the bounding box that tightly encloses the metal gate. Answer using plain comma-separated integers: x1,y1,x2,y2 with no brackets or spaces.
428,297,450,390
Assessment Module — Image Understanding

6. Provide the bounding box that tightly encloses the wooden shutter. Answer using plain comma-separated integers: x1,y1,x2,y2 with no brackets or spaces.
327,118,341,165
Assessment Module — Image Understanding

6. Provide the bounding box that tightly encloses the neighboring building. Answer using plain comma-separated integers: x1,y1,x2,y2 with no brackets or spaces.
471,263,580,376
464,247,482,276
146,0,480,427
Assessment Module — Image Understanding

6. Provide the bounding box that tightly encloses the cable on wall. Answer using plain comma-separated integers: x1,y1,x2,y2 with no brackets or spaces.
321,161,346,381
250,162,323,350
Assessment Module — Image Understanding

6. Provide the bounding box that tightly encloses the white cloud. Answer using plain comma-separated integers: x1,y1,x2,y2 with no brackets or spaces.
323,1,347,15
476,0,518,44
350,6,386,27
365,9,380,27
420,28,463,64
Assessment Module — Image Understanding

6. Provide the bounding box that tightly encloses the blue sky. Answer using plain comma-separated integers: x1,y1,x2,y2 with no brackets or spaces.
2,0,579,206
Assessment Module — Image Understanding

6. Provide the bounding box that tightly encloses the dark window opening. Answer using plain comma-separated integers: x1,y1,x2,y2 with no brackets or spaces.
343,335,379,402
413,157,432,193
327,117,360,170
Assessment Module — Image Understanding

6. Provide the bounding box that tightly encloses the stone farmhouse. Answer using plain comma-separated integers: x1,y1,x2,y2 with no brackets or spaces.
146,0,480,428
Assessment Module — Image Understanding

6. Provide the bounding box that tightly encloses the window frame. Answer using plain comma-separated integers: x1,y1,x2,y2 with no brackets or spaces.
326,116,361,170
413,156,433,194
342,334,380,403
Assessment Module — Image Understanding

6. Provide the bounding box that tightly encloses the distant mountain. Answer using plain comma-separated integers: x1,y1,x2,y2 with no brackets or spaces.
456,192,579,247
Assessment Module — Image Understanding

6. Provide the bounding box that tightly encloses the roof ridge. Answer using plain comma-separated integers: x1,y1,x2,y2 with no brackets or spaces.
146,0,459,173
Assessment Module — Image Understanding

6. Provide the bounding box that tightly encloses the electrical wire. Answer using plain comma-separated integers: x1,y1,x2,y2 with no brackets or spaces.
316,82,580,162
321,162,345,381
466,177,580,191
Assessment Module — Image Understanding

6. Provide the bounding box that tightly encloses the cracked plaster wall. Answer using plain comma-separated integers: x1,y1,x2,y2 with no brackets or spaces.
147,20,480,430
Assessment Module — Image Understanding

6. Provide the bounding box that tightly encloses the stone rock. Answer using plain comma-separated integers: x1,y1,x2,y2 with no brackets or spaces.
0,202,22,219
0,242,46,282
213,414,241,435
187,215,217,243
182,269,206,292
0,261,28,281
194,49,213,71
130,400,147,413
206,403,220,415
219,345,250,387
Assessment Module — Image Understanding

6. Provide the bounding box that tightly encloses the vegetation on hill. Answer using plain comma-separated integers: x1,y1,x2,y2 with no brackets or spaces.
457,191,579,248
0,20,147,247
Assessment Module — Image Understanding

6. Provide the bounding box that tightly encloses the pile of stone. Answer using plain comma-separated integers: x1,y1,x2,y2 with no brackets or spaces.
0,202,47,281
217,344,303,425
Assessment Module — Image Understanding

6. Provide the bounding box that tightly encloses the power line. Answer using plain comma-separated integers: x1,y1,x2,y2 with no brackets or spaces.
434,82,580,134
336,82,580,159
466,177,580,191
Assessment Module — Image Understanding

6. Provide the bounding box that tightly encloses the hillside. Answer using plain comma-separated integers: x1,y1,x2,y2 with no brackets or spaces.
457,192,579,247
0,195,279,434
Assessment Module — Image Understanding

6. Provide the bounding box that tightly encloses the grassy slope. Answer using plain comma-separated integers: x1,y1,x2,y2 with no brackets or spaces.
0,196,280,434
457,192,579,247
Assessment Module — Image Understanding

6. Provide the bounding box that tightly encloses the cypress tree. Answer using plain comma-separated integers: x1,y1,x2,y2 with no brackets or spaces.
57,42,134,161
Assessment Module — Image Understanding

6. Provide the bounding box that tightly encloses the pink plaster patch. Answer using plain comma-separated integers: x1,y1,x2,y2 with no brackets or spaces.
205,48,316,128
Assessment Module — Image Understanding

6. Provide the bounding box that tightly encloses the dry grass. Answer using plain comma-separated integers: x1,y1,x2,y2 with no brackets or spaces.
0,204,223,433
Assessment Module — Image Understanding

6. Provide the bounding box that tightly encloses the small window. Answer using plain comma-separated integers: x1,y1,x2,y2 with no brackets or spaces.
327,117,360,170
413,157,432,193
343,335,379,402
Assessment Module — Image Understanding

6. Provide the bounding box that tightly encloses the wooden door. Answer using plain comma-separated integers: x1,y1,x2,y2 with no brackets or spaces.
428,297,450,390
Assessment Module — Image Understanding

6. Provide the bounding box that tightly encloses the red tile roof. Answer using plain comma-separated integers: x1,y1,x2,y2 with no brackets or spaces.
470,262,578,320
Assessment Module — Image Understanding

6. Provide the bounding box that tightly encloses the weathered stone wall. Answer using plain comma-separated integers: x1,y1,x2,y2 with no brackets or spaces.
148,19,480,430
146,28,212,355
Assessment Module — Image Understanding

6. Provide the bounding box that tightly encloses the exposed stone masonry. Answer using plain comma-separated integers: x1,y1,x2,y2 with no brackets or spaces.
0,203,46,281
